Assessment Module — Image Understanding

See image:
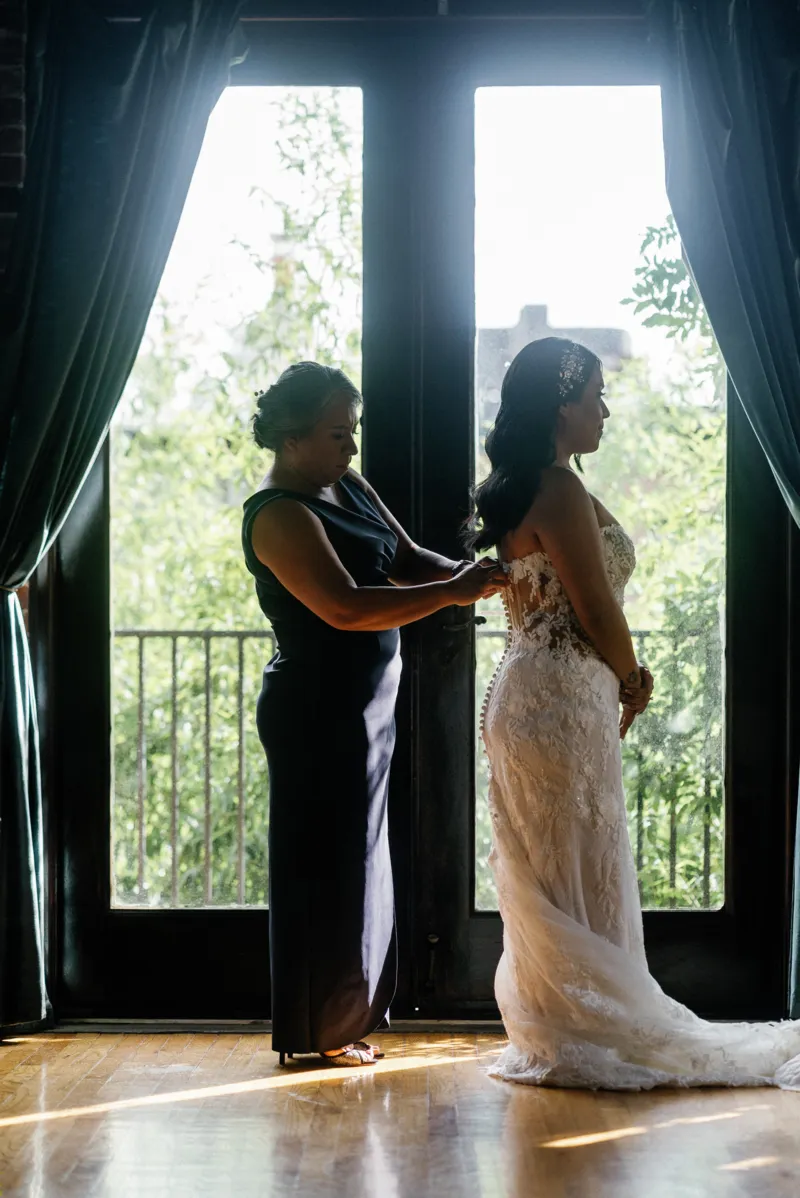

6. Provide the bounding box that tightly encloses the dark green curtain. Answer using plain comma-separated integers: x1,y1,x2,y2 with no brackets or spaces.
648,0,800,1011
0,0,245,1033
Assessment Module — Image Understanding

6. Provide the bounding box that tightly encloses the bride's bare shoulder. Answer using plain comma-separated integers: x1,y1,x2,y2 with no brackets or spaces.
537,466,591,509
540,465,585,486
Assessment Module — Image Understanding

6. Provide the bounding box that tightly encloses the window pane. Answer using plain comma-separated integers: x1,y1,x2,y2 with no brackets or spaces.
111,87,363,908
474,86,725,912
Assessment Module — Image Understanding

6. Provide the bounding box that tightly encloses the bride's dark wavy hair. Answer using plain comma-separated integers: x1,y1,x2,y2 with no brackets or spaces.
464,336,601,553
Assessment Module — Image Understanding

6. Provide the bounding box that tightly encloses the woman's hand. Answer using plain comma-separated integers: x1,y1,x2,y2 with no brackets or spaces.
620,666,654,713
619,707,636,740
447,559,509,606
449,556,501,574
619,666,654,740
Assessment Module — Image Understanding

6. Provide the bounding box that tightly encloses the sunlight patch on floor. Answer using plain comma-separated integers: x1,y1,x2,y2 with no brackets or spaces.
0,1050,496,1129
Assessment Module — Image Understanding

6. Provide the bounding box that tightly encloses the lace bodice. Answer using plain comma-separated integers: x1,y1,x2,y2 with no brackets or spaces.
502,523,636,650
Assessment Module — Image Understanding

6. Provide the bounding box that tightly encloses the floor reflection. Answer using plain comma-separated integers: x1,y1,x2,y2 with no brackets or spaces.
500,1084,798,1197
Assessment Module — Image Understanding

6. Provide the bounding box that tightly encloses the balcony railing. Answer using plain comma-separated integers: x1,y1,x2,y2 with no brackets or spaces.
113,629,274,909
113,621,723,912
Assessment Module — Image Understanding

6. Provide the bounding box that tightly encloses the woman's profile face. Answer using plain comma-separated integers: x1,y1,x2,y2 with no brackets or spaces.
559,364,609,456
287,390,360,486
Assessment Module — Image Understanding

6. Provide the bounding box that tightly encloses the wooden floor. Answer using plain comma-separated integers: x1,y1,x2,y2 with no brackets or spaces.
1,1032,799,1196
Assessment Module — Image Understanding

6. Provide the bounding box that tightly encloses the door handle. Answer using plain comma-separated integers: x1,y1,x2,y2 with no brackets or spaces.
425,933,440,992
442,614,487,635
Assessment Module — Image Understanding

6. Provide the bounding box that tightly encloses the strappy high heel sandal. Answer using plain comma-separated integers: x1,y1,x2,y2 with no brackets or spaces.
319,1045,377,1067
353,1040,385,1059
277,1042,383,1066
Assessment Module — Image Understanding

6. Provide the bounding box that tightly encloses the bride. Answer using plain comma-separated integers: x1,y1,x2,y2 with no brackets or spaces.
471,336,800,1090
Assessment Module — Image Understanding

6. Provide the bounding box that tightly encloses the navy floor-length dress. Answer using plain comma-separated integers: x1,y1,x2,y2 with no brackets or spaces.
242,474,400,1053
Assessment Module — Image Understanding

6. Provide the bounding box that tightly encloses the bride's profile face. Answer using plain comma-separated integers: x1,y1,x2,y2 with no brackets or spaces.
558,364,609,456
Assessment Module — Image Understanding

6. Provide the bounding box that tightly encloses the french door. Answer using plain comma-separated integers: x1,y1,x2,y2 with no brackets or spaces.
39,15,797,1021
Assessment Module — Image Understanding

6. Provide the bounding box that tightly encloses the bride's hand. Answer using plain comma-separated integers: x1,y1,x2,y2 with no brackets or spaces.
620,706,637,740
620,666,654,714
619,667,653,740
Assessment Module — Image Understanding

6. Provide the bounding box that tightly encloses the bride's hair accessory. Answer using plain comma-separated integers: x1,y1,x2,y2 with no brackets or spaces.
557,342,587,398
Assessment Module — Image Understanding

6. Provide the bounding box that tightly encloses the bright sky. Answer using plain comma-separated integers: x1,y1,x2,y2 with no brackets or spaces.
475,86,669,350
143,83,672,390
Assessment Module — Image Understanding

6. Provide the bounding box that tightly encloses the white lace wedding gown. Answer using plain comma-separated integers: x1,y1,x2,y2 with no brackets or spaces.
482,522,800,1090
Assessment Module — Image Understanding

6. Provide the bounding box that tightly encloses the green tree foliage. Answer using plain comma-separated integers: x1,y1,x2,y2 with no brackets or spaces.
601,225,725,910
112,89,725,914
622,214,724,398
229,90,363,386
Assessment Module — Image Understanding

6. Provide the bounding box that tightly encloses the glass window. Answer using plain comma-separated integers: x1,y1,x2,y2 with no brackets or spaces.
110,87,364,907
474,86,725,912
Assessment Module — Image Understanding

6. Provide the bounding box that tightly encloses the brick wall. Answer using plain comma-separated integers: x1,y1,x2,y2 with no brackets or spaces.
0,0,25,273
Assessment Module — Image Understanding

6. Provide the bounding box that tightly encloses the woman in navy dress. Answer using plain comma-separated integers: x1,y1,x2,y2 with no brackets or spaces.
242,362,506,1066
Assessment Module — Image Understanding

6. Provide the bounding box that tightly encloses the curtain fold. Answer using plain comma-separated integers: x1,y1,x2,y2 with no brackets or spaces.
647,0,800,1012
0,0,245,1032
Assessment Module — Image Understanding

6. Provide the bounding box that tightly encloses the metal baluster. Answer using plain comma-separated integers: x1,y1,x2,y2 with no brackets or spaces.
635,761,644,877
171,635,179,907
237,636,246,906
702,626,713,908
668,636,679,907
668,796,678,903
137,635,146,901
702,795,712,909
635,633,646,878
204,635,212,906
